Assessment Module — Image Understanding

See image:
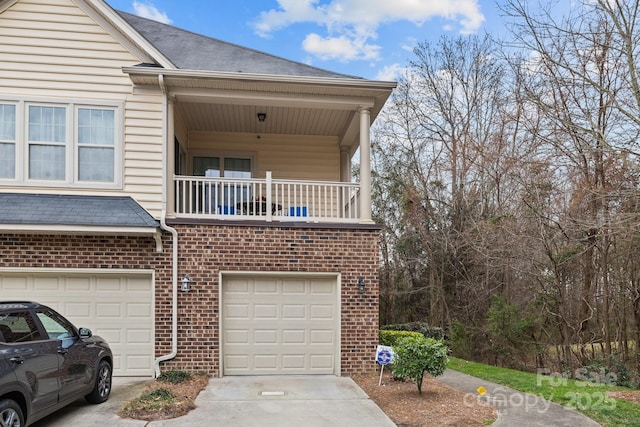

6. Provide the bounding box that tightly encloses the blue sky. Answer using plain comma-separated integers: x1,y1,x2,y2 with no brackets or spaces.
104,0,507,81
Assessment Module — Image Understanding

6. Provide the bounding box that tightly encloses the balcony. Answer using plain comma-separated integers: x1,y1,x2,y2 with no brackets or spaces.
174,172,361,223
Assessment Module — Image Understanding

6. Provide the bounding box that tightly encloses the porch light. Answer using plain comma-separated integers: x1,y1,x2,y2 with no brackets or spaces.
181,275,192,292
257,112,266,122
358,277,365,294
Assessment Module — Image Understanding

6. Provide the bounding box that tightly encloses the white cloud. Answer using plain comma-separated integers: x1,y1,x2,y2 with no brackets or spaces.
303,33,380,62
132,1,171,24
401,37,418,53
253,0,485,61
375,63,406,81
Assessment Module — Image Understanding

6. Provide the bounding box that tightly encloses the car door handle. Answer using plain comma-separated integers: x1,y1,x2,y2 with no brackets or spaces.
9,356,24,364
57,349,68,355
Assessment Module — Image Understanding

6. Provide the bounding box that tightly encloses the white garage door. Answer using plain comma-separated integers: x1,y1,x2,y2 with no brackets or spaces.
0,271,154,377
222,275,339,375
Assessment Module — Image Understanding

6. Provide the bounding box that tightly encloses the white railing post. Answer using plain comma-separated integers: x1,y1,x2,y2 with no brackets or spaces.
266,171,272,222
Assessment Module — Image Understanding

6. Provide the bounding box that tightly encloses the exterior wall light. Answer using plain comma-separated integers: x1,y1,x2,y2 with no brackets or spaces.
358,276,365,294
181,275,192,292
257,112,266,122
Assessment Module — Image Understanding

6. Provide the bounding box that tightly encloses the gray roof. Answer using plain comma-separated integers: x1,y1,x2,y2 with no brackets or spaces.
117,11,360,79
0,193,159,228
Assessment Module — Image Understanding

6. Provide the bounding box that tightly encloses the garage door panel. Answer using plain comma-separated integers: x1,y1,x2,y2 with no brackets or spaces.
282,281,305,294
310,330,334,343
65,302,92,317
226,354,249,370
0,272,153,377
1,276,28,290
310,355,334,369
226,304,249,318
255,304,277,318
282,329,305,344
33,277,64,291
127,303,152,318
96,303,121,317
223,275,338,375
254,279,277,294
97,328,121,344
226,329,249,343
282,304,305,319
255,355,278,369
282,355,305,369
310,304,333,319
254,329,278,344
311,280,334,294
225,280,250,294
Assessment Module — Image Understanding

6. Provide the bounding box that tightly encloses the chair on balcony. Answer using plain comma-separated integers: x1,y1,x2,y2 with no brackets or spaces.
289,206,308,217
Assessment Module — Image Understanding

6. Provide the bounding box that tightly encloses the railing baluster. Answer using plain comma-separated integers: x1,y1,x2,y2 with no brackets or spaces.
173,174,360,223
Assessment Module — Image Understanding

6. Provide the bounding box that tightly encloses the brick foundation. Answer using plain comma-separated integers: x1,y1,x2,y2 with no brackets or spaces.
0,224,379,376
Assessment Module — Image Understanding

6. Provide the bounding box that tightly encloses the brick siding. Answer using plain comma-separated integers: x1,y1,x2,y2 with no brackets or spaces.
0,225,379,376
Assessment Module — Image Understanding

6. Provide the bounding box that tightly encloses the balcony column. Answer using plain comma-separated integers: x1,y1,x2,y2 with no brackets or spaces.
358,106,372,223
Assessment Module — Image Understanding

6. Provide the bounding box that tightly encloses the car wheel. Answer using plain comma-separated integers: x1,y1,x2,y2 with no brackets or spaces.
0,399,24,427
85,359,112,404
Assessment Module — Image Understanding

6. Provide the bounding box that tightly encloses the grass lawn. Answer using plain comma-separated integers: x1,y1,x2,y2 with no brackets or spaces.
448,358,640,427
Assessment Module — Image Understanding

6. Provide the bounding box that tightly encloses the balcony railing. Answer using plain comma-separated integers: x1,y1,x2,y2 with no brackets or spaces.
174,172,361,223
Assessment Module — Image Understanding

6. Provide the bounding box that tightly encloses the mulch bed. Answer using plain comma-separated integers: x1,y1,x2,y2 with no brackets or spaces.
352,370,497,427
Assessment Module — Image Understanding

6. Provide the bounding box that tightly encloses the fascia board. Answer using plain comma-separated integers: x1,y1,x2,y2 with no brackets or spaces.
123,66,397,91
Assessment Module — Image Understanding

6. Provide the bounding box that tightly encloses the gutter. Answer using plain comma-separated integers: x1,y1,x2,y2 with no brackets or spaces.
154,73,179,377
122,66,398,90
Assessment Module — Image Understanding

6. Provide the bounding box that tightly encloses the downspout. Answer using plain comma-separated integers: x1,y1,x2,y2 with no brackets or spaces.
154,73,179,377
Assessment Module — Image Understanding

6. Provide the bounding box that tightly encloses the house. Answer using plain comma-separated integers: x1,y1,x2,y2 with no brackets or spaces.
0,0,395,377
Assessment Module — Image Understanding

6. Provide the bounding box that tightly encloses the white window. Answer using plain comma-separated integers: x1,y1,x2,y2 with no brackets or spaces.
192,156,252,178
0,103,16,179
0,100,121,187
28,105,66,180
77,107,115,182
191,154,254,209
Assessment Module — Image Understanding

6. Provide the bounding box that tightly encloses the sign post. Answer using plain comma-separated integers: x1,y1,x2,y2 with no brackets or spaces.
375,345,395,386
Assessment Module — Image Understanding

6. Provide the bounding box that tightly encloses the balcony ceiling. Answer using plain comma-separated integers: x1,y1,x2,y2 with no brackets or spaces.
175,102,354,137
125,67,396,148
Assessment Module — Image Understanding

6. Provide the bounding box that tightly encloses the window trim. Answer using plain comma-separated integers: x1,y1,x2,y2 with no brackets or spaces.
0,97,123,189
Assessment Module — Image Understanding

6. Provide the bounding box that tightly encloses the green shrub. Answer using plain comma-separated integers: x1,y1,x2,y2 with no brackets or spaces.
392,335,449,394
381,322,446,340
379,329,423,347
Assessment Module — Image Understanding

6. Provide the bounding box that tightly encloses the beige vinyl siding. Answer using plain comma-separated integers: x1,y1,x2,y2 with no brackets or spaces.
0,0,135,100
188,131,340,182
0,0,164,218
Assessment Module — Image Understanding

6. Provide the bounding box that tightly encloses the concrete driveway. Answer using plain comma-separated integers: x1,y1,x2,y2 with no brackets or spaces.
30,375,397,427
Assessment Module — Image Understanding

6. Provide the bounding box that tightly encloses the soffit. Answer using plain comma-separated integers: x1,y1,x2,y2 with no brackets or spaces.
128,68,395,141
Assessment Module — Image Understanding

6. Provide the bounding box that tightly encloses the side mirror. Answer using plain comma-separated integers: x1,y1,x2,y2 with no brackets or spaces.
78,328,93,339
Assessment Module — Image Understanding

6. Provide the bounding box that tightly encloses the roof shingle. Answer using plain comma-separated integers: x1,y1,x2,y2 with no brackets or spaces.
116,11,361,79
0,193,159,228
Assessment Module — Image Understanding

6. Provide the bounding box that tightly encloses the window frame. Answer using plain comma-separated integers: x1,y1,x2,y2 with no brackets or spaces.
0,97,123,189
0,102,17,180
188,151,256,178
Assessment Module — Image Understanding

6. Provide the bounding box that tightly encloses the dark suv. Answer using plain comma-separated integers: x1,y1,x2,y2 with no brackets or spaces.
0,302,113,426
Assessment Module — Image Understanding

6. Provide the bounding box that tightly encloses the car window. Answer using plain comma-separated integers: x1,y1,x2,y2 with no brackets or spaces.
36,310,76,345
0,311,44,343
